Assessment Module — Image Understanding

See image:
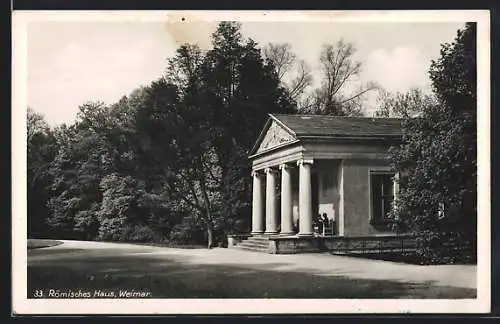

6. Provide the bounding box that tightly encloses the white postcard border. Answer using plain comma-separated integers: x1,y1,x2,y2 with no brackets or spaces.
12,9,491,315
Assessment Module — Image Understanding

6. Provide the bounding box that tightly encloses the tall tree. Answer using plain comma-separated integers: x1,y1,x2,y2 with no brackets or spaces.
131,76,223,248
304,40,378,116
263,43,313,105
137,22,298,247
47,102,115,239
374,88,437,118
389,23,477,263
205,23,297,232
263,43,296,81
27,108,58,238
165,44,204,95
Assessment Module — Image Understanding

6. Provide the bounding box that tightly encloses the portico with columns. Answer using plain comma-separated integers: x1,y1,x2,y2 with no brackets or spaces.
231,113,409,254
251,158,315,237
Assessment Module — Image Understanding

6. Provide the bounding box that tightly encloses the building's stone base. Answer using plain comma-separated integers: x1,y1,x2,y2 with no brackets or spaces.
264,234,416,254
321,235,417,254
228,233,417,254
267,235,322,254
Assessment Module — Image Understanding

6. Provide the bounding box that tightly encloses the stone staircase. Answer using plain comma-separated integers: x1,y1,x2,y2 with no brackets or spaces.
232,236,272,253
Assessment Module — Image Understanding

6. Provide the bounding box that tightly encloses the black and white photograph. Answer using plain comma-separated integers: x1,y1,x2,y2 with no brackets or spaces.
12,10,490,314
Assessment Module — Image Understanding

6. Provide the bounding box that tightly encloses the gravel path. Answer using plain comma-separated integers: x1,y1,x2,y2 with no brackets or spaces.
32,240,476,289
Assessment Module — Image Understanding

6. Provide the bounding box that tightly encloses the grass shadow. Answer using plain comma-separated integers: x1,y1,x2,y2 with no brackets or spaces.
27,247,476,299
331,251,477,265
27,239,64,250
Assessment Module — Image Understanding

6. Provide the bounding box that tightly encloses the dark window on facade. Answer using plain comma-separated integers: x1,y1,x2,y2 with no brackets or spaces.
370,172,395,223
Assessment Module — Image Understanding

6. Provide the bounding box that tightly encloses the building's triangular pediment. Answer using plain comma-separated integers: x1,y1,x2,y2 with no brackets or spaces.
256,120,296,154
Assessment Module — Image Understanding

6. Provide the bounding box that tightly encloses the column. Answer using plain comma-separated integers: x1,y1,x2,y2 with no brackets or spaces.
279,164,294,235
251,170,264,235
297,159,314,236
393,172,400,206
265,167,278,234
338,161,345,236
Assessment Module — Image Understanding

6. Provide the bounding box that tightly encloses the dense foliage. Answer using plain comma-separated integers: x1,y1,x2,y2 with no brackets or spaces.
389,23,477,263
27,108,58,237
28,22,295,247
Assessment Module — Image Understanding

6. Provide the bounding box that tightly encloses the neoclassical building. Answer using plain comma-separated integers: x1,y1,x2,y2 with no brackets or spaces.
230,114,415,254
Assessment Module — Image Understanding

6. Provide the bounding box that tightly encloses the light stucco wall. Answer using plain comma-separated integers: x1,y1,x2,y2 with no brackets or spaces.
340,159,395,237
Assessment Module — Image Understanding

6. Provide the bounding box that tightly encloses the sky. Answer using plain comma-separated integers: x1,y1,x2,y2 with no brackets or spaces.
26,17,466,126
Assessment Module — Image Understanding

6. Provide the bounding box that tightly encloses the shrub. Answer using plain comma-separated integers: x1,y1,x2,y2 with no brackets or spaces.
125,224,166,243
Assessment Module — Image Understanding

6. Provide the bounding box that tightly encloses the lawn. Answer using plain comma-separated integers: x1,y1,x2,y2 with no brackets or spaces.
27,239,63,250
343,251,477,265
27,246,476,299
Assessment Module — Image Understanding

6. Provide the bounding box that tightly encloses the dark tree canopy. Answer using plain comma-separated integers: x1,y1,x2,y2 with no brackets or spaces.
27,109,58,238
389,23,477,263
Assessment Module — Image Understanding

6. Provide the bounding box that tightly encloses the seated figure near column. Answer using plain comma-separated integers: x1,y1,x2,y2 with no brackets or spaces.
313,214,322,234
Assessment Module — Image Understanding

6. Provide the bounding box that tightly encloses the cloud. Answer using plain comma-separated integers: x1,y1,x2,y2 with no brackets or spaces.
364,46,430,93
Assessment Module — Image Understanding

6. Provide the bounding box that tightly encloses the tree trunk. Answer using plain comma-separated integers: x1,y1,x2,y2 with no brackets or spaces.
207,223,214,249
199,178,214,250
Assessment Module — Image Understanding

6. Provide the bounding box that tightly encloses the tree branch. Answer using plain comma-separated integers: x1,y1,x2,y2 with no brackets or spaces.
339,86,377,104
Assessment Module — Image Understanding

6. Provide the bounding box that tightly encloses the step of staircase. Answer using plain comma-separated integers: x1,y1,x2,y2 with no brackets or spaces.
233,244,270,253
237,241,269,249
232,236,273,253
243,236,271,242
